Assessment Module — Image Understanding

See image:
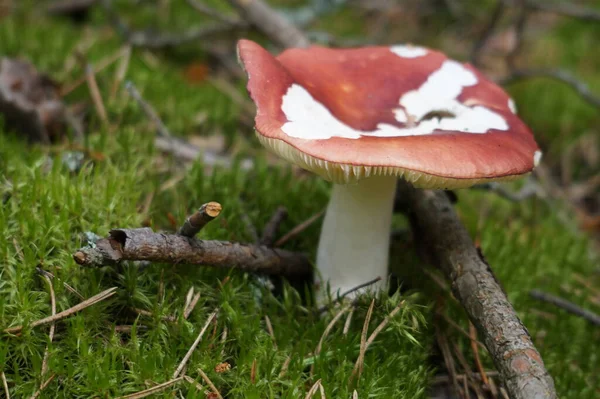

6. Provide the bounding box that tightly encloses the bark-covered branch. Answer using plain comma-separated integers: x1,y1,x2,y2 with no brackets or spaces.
73,228,311,278
396,181,556,399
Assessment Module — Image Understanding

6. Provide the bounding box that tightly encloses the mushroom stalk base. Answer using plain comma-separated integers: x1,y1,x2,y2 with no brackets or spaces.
316,175,397,301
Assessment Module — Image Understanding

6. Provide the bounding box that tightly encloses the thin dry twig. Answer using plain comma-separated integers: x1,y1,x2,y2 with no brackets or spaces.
452,341,486,399
436,323,461,398
1,371,9,399
185,0,241,24
260,206,288,246
173,309,218,378
351,299,375,382
184,292,201,320
226,0,310,49
501,68,600,109
40,275,56,378
530,290,600,326
469,322,490,387
314,304,353,361
110,45,131,99
525,0,600,22
317,277,382,314
4,287,117,334
85,64,108,124
125,81,172,139
29,374,55,399
470,0,505,66
363,301,404,349
274,209,324,247
61,46,128,96
198,368,223,399
178,202,222,237
116,377,183,399
183,375,205,391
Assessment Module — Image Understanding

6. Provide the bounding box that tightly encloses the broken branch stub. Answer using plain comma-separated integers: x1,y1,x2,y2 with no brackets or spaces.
178,202,223,237
74,228,311,278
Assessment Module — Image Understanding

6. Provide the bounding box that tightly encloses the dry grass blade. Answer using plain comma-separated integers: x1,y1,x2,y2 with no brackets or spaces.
4,287,118,334
469,322,490,387
197,368,223,399
183,375,204,391
436,325,461,397
304,379,322,399
61,46,129,96
274,209,325,247
111,45,131,99
40,275,56,377
85,64,109,124
318,381,326,399
184,292,201,319
220,326,228,358
250,358,257,384
116,377,183,399
351,299,375,382
343,307,354,335
264,315,277,349
364,301,404,349
173,309,218,378
29,374,55,399
36,267,84,300
1,371,9,399
279,355,291,378
315,304,352,357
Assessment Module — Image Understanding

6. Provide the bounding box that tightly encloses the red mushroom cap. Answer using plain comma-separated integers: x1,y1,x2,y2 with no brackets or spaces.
237,39,541,188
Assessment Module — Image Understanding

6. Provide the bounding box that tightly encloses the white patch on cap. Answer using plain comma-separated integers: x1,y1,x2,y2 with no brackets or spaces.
390,45,428,58
280,60,509,140
508,98,517,113
533,150,542,167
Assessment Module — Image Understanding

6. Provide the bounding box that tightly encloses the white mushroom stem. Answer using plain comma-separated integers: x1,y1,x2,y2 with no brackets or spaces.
316,175,397,301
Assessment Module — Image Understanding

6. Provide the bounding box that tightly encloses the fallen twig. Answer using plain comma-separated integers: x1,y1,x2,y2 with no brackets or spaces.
530,290,600,326
173,309,218,378
317,277,382,314
184,292,201,320
226,0,310,49
260,206,287,246
29,374,55,399
197,368,223,399
104,0,244,49
525,0,600,22
274,209,324,247
73,228,311,278
117,377,183,399
185,0,241,25
36,267,84,299
1,371,9,399
396,181,556,399
4,287,117,334
501,68,600,109
85,64,109,125
178,202,222,237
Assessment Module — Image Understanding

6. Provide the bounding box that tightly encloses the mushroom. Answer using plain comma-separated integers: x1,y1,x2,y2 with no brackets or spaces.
237,39,541,300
